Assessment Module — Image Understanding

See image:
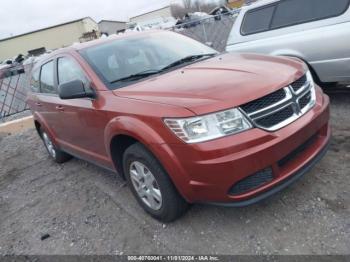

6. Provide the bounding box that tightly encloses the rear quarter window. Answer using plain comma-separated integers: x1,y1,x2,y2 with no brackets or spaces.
271,0,350,29
241,0,350,35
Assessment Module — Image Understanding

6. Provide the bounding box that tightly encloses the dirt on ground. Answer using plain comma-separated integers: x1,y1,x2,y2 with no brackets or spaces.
0,90,349,255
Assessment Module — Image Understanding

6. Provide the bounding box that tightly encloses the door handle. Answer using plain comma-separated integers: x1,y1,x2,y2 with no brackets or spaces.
55,105,65,111
35,102,42,107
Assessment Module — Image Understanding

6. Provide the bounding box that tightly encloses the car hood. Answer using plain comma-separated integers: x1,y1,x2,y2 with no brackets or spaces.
114,53,306,115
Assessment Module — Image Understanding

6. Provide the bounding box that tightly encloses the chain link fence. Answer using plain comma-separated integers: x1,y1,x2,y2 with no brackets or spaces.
169,12,238,52
0,67,31,122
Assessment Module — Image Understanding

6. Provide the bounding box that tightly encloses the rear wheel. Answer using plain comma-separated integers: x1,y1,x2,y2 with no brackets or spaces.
41,129,72,164
123,143,189,222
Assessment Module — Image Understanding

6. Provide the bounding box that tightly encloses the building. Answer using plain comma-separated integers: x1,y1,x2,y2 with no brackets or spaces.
129,5,172,24
0,17,99,61
98,20,126,35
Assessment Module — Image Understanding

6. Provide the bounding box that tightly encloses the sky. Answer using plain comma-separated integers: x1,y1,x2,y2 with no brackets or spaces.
0,0,172,39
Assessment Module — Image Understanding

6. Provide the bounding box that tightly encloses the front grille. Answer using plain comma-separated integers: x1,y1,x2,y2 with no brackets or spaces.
255,106,294,128
241,89,286,114
299,91,312,110
278,134,317,167
291,75,307,92
240,74,315,131
229,168,273,195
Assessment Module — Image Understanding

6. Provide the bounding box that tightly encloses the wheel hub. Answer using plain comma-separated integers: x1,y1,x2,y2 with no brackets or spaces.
129,161,162,211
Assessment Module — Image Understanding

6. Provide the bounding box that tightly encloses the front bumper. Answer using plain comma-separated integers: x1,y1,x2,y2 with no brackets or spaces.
208,138,330,207
151,88,331,204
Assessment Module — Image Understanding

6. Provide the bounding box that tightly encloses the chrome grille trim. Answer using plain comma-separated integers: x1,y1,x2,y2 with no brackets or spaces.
247,87,293,119
291,74,308,94
240,74,316,132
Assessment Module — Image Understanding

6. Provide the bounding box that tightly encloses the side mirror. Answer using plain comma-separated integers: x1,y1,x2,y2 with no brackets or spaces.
58,80,95,100
6,60,12,65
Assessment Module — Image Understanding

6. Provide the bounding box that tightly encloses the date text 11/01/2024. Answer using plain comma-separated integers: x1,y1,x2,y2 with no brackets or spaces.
127,255,220,261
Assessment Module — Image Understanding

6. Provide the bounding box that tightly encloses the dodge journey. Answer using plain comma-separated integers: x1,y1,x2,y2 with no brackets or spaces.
27,31,330,222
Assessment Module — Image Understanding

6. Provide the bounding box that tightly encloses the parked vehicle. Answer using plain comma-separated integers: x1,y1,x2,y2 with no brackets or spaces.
177,14,201,28
209,6,232,20
125,22,148,32
0,55,25,79
27,31,330,222
127,17,178,31
226,0,350,87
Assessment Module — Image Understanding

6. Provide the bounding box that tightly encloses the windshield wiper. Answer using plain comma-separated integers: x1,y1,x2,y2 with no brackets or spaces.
160,53,217,71
110,69,161,84
110,53,217,84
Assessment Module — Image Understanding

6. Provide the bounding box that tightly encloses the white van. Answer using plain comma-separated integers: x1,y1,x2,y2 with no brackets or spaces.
226,0,350,87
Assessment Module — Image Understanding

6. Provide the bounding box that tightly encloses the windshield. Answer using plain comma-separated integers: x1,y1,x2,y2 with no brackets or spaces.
80,31,218,89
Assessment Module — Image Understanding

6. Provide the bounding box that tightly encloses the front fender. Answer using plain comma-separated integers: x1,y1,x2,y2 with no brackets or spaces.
104,115,193,202
104,116,166,159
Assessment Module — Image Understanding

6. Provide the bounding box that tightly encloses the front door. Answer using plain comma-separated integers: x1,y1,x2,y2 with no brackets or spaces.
53,56,111,168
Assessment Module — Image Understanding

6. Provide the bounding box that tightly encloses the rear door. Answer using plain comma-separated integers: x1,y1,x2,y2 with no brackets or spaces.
36,60,63,137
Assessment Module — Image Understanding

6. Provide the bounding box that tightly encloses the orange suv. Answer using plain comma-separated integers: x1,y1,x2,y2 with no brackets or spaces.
27,31,330,222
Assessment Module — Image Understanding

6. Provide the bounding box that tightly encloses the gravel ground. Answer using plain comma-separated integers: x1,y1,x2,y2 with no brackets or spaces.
1,110,31,123
0,91,349,255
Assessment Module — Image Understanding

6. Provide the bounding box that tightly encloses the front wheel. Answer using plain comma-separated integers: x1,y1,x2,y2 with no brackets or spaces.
123,143,189,222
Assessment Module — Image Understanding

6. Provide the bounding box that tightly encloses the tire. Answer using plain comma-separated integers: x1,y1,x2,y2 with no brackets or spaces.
306,63,338,89
40,128,72,164
319,82,338,90
123,143,189,222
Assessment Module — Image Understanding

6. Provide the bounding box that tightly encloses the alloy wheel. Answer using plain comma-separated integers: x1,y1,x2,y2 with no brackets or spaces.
129,161,162,210
42,132,56,159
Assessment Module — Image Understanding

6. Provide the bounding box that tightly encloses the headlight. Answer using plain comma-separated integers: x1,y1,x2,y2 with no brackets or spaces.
164,108,252,143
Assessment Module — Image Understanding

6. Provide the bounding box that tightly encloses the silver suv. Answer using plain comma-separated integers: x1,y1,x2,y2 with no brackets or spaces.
226,0,350,87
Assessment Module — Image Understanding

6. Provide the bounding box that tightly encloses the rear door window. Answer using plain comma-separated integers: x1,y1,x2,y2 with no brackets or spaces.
271,0,350,29
40,61,56,94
